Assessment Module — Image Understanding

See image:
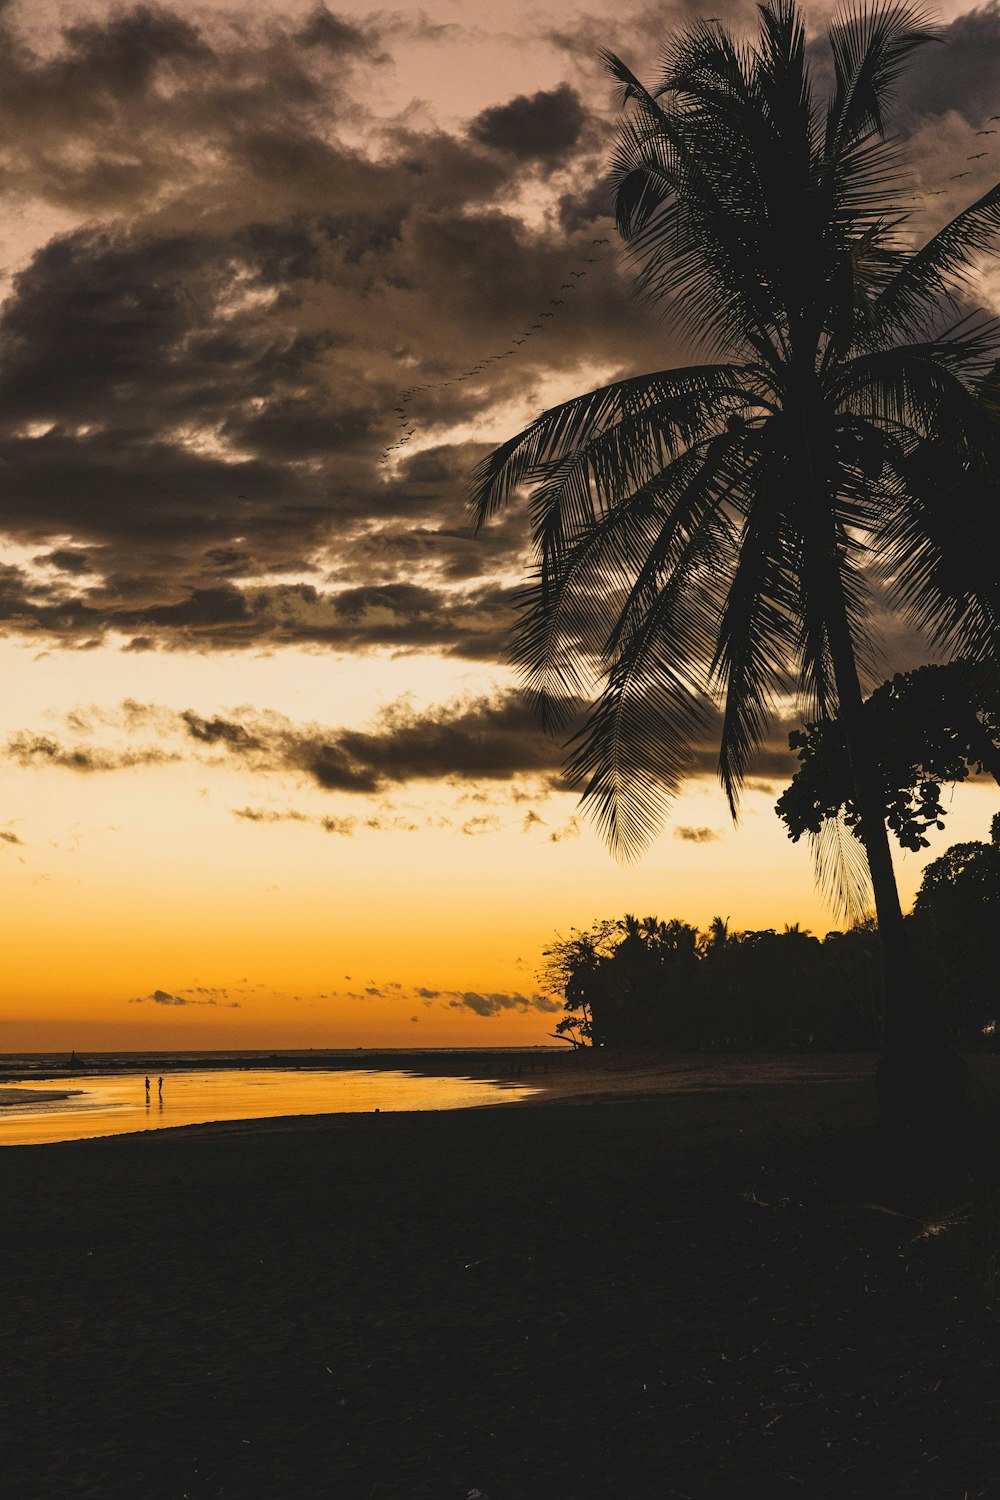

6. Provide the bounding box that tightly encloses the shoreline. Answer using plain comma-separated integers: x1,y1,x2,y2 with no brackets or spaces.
0,1047,566,1086
0,1087,82,1107
0,1051,884,1144
5,1049,996,1146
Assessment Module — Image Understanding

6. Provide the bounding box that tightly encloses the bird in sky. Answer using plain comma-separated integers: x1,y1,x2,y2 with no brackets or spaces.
550,299,565,305
930,189,947,195
976,129,997,135
951,171,971,179
571,270,587,278
592,237,610,244
968,152,987,160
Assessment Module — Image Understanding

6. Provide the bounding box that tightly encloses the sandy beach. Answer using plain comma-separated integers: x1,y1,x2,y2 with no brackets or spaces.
510,1049,877,1106
0,1048,878,1116
0,1087,78,1106
2,1056,999,1498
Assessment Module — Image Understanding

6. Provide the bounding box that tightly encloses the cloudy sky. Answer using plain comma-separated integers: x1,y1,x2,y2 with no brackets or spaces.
1,0,998,1050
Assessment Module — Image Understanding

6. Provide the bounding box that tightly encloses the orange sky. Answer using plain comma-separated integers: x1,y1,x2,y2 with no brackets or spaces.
2,633,996,1051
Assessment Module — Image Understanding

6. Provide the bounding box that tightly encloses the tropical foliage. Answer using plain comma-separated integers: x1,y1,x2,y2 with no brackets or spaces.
542,912,884,1051
473,2,1000,856
546,824,1000,1050
775,661,1000,917
910,813,1000,1041
471,1,1000,1103
777,663,1000,854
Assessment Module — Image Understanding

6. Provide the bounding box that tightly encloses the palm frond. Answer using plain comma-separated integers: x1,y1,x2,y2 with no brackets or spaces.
565,513,735,858
873,181,1000,341
711,462,801,813
470,0,1000,897
879,442,1000,667
811,809,874,923
826,2,937,152
601,48,672,118
833,326,1000,433
469,364,757,525
511,438,736,727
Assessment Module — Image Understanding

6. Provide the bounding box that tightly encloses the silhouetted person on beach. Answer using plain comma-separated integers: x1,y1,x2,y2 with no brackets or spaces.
157,1077,163,1096
144,1076,150,1101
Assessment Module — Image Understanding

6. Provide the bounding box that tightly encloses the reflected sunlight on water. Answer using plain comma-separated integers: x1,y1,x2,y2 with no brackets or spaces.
0,1069,539,1146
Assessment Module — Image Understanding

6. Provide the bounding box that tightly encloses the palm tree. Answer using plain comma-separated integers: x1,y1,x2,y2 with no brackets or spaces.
470,0,1000,1125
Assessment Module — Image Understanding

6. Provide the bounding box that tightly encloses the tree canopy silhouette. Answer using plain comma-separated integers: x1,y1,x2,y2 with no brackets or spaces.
777,663,1000,854
471,0,1000,1124
911,814,1000,1044
542,913,885,1051
775,661,1000,918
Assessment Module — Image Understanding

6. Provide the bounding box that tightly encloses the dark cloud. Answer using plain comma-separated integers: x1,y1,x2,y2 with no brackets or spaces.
460,815,501,835
0,0,987,704
231,805,309,824
346,978,562,1015
0,5,653,660
674,826,720,844
469,84,587,161
127,692,570,793
5,732,179,773
183,713,263,751
0,829,24,846
319,814,357,835
447,989,561,1017
4,687,805,800
231,805,357,835
129,987,240,1007
898,4,1000,124
35,549,96,575
321,692,572,788
295,7,383,57
531,993,564,1013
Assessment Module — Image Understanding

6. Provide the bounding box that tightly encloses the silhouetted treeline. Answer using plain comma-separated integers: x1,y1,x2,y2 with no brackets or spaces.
542,915,884,1051
542,818,1000,1051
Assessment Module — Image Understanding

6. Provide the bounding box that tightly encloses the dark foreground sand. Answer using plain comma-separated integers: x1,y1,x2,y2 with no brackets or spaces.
2,1054,999,1499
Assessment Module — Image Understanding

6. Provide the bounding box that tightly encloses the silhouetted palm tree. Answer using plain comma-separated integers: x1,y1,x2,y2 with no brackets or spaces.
471,1,1000,1123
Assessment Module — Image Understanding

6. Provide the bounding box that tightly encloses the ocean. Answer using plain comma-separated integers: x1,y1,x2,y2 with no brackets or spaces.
0,1049,555,1146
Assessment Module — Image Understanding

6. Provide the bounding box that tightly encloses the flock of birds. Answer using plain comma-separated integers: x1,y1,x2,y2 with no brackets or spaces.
380,118,1000,465
379,238,612,464
926,117,1000,191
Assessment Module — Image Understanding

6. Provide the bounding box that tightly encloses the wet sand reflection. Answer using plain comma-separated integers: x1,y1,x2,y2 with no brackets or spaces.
0,1069,539,1146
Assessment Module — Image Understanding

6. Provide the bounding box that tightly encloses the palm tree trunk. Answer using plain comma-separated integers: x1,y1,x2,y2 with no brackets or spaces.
824,584,969,1127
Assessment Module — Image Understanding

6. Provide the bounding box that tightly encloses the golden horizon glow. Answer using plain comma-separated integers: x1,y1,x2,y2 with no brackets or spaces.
2,640,996,1051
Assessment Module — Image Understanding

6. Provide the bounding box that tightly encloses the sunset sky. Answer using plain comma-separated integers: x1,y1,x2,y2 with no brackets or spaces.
1,0,999,1051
